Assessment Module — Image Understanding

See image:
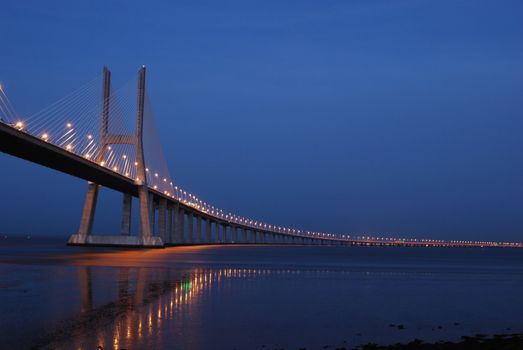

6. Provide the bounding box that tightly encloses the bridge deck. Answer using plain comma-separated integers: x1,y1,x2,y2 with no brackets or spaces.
0,123,137,195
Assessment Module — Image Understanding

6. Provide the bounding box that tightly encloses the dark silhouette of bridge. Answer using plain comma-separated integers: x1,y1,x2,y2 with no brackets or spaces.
0,67,520,248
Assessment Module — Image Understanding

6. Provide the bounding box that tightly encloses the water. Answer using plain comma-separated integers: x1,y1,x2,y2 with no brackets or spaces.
1,237,523,349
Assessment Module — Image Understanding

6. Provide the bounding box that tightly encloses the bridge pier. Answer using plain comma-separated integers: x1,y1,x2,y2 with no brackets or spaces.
158,198,167,240
149,194,156,235
186,212,193,243
225,225,231,243
166,205,173,242
219,223,224,242
76,182,99,237
121,193,132,235
195,216,202,243
231,226,237,243
174,207,184,243
212,222,218,243
205,219,212,243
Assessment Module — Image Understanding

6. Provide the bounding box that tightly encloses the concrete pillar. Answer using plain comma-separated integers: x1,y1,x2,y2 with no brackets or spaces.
215,222,221,243
138,186,153,238
186,212,193,243
205,219,212,243
231,226,236,242
77,182,99,236
220,223,225,242
158,198,167,240
165,206,172,243
120,193,132,235
224,225,230,242
223,224,232,243
165,204,173,243
241,228,247,243
78,67,111,240
252,230,257,243
149,194,156,235
135,68,153,240
196,216,202,243
174,207,184,243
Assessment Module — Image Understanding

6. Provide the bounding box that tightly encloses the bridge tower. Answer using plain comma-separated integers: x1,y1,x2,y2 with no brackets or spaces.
68,67,163,247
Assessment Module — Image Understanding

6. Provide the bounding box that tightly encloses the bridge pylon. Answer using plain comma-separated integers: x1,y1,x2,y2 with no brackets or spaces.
68,67,163,247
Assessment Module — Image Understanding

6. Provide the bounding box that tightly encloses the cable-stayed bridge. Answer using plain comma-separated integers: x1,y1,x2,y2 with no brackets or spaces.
0,67,520,248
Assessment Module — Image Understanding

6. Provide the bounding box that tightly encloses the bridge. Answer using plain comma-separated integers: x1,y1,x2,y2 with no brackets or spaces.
0,67,520,249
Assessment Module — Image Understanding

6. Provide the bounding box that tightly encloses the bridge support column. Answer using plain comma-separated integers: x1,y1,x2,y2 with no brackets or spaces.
215,222,221,243
158,198,167,241
121,193,132,236
205,219,212,243
196,216,202,243
186,212,193,243
225,225,231,242
224,225,228,242
165,205,172,243
231,226,238,243
148,194,156,235
77,182,99,237
138,186,154,239
174,207,184,244
173,206,179,242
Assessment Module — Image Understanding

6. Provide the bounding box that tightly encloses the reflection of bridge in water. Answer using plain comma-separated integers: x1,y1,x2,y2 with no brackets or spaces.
0,67,520,248
70,266,276,350
46,262,442,350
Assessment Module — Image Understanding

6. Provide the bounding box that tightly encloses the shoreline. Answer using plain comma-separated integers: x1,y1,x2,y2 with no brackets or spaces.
351,333,523,350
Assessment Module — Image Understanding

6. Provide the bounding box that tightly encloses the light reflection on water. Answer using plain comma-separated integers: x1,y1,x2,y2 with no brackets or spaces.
66,266,352,350
2,239,523,349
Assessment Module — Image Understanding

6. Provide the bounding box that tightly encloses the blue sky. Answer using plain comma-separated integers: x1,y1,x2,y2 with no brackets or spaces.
1,0,523,241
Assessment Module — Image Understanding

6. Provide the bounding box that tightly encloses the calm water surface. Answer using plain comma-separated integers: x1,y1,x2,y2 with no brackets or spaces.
1,237,523,349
